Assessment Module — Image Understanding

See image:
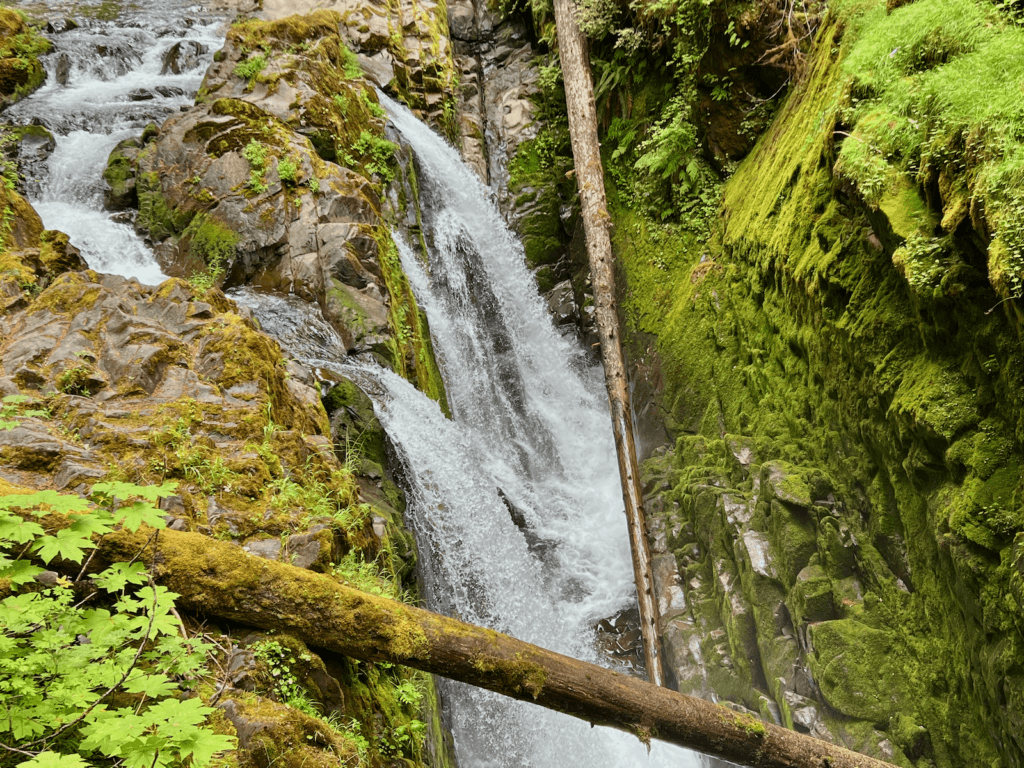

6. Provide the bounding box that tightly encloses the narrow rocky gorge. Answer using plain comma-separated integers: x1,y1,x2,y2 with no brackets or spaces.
0,0,1022,766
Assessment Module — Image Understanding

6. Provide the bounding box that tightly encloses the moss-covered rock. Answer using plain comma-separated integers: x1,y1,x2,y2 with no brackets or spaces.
624,7,1024,766
0,8,49,109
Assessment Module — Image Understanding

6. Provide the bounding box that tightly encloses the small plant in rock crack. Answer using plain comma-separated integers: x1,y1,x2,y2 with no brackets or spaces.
242,139,269,194
277,155,299,186
56,365,95,395
251,639,319,716
233,51,267,85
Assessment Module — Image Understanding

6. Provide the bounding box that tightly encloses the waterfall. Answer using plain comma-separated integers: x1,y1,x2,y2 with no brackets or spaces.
10,4,716,761
5,0,224,284
339,94,708,768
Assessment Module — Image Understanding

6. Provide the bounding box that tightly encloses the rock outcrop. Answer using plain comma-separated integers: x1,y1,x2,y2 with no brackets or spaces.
0,183,451,764
0,8,50,110
103,12,447,403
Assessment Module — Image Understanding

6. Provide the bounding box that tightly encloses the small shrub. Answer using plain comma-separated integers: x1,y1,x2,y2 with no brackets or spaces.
233,52,268,83
0,480,235,765
56,365,94,395
277,155,298,186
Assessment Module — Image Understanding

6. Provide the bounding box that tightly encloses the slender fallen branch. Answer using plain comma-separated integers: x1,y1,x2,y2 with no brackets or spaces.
551,0,665,687
94,526,899,768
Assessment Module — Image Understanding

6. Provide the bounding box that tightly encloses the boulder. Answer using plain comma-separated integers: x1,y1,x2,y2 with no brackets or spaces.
160,40,209,75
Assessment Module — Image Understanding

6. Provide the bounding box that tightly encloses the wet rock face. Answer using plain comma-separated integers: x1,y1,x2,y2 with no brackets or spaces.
104,13,397,356
447,0,596,346
593,607,645,673
642,439,944,765
0,123,56,199
161,39,209,75
449,0,538,192
257,0,459,131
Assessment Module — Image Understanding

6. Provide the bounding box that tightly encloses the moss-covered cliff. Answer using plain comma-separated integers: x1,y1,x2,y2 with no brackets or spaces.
598,0,1024,764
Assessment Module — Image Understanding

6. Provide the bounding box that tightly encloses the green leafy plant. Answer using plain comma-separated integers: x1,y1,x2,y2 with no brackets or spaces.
0,394,47,430
251,640,319,716
277,155,298,186
184,214,238,294
332,93,349,117
359,90,386,120
0,481,235,766
56,365,94,396
150,415,235,495
349,130,397,185
242,139,269,194
233,52,267,84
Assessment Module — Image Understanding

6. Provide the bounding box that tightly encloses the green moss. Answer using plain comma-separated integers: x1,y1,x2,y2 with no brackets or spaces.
0,8,50,106
137,169,193,242
889,357,978,442
616,7,1024,764
807,619,905,722
372,229,449,416
182,213,239,273
469,651,547,699
29,272,104,317
878,178,936,240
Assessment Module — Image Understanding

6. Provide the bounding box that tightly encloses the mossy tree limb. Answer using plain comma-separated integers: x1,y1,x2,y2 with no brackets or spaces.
91,526,900,768
552,0,664,685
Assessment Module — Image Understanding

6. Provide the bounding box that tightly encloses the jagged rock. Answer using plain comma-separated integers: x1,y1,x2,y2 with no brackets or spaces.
763,461,814,509
160,40,208,75
225,647,258,691
154,85,185,98
53,459,105,490
0,124,58,199
0,421,69,472
55,53,71,86
32,570,60,584
244,537,283,561
283,524,335,570
45,18,78,34
110,19,398,352
103,136,143,210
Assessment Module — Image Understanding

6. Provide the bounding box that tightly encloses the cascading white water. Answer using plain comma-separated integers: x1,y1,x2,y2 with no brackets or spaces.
340,94,708,768
5,2,224,284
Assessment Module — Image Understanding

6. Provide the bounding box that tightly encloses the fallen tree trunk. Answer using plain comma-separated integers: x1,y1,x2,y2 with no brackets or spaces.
551,0,664,687
96,527,899,768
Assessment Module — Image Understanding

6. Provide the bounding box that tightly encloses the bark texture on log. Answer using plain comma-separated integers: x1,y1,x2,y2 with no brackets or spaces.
551,0,664,686
95,527,900,768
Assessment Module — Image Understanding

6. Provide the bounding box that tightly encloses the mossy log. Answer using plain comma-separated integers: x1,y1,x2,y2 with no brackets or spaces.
96,527,899,768
551,0,664,685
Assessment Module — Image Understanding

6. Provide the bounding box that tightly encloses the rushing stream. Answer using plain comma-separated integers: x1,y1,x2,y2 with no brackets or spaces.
5,0,224,283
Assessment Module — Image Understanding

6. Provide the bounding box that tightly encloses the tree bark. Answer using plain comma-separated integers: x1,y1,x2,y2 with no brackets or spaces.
94,527,899,768
551,0,664,686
